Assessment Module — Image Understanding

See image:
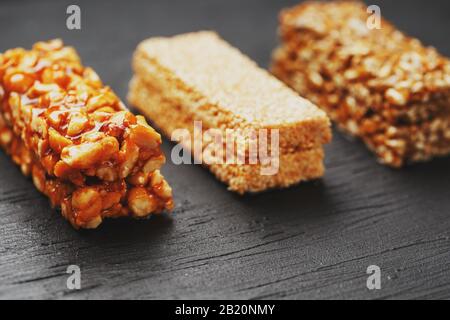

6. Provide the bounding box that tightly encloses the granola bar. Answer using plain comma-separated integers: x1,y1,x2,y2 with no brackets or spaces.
271,1,450,167
128,31,331,193
0,39,173,229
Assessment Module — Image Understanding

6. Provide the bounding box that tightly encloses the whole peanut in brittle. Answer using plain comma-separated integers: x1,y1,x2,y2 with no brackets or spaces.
0,39,173,229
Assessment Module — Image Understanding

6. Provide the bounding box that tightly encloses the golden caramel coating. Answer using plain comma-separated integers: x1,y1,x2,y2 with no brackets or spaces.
271,1,450,167
0,39,173,228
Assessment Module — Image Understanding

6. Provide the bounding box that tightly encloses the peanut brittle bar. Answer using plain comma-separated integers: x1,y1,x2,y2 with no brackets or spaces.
0,39,173,229
128,31,331,194
271,1,450,167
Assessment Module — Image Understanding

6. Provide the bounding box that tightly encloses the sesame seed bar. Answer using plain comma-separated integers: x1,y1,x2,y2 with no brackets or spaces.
128,31,331,193
271,1,450,167
0,39,173,229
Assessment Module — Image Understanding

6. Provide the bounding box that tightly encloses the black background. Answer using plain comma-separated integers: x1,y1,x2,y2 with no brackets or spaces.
0,0,449,300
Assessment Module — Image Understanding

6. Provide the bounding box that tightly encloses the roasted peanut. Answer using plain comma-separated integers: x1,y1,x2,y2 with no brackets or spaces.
47,109,67,128
48,127,72,153
87,90,118,112
61,136,119,169
150,170,173,200
129,122,161,150
33,39,63,52
28,82,60,97
119,139,139,178
30,114,48,138
72,186,102,225
128,187,158,217
96,165,118,182
153,181,173,200
67,112,88,136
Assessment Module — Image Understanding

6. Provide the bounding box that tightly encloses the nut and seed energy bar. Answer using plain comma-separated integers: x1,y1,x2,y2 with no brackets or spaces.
128,31,331,194
0,39,173,229
271,1,450,167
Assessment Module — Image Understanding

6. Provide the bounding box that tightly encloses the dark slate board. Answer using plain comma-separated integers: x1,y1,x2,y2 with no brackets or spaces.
0,0,449,300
